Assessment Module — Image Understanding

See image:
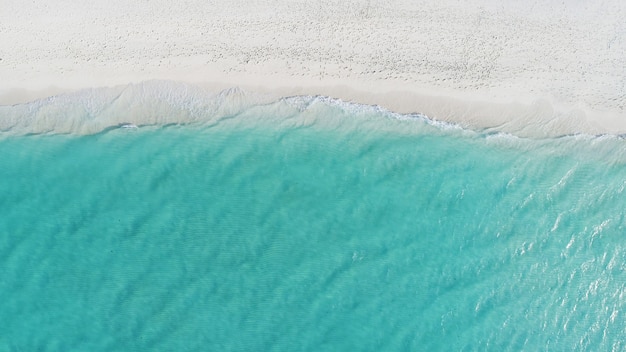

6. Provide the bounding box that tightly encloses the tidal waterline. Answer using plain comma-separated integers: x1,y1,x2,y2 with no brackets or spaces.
1,98,625,350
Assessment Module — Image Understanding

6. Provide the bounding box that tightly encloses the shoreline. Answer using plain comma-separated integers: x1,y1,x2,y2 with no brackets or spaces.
2,73,624,138
1,0,625,137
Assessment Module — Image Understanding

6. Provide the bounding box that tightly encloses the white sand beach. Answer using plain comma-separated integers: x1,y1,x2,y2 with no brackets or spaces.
1,0,625,136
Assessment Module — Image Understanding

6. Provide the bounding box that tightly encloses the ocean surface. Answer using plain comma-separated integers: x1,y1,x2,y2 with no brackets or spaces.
1,82,625,351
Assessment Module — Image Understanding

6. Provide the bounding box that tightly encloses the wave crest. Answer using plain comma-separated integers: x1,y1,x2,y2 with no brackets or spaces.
1,80,626,165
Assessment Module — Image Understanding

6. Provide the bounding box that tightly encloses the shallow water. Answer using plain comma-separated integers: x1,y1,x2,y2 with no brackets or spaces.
1,85,626,350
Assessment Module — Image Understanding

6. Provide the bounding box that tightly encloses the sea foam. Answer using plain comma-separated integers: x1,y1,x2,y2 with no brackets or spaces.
0,80,482,137
2,80,626,166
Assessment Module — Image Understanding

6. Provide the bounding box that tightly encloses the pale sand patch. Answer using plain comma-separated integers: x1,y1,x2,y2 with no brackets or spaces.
1,0,625,136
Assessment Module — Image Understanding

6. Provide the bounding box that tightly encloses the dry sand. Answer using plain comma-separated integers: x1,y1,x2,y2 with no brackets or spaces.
1,0,625,136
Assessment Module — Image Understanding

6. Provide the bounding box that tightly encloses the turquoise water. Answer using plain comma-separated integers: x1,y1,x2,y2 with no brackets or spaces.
1,87,626,350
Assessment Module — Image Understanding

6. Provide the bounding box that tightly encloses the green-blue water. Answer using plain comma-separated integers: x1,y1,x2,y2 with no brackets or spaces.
1,89,626,350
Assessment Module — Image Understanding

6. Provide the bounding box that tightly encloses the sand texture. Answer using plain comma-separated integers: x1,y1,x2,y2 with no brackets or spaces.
1,0,625,136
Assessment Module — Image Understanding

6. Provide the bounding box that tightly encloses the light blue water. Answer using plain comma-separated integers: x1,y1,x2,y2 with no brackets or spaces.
1,86,626,350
